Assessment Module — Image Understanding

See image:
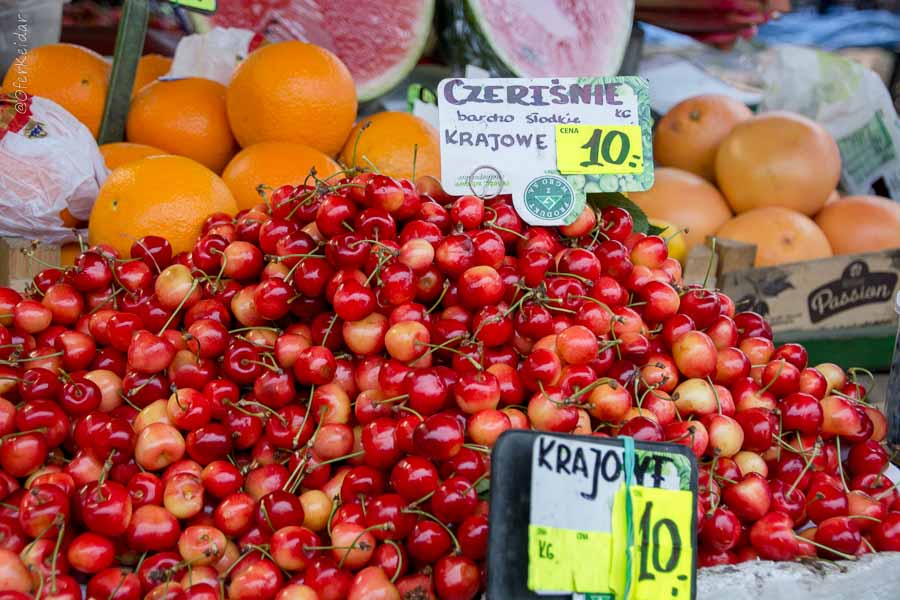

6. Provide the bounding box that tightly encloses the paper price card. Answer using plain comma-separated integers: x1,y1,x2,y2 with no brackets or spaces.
527,434,696,599
437,77,653,227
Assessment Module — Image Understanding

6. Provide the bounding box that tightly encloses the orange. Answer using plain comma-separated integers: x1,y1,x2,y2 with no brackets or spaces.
132,54,172,96
59,209,86,229
226,41,357,155
60,242,81,267
339,111,440,181
630,167,733,252
99,142,168,170
815,195,900,255
127,78,237,173
2,43,109,137
716,207,832,267
89,155,238,256
715,112,841,216
653,94,752,182
222,142,342,211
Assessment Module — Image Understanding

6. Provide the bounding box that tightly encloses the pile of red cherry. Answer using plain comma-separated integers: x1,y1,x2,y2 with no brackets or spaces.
0,170,897,600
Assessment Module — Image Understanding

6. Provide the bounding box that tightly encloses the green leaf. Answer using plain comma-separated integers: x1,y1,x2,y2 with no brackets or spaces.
647,223,667,237
475,477,491,499
586,192,651,234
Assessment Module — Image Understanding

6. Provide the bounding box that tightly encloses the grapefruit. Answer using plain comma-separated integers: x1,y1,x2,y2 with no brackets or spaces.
715,207,832,267
127,78,237,173
443,0,635,77
715,111,841,216
226,41,357,156
653,94,752,182
222,142,343,211
210,0,434,102
629,167,733,252
339,112,440,181
815,195,900,255
89,156,238,256
1,44,109,137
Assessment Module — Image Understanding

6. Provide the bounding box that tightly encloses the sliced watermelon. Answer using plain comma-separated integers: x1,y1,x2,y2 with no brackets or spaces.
439,0,635,77
206,0,435,101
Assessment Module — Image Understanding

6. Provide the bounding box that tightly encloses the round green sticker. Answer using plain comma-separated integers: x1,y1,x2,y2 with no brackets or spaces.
523,175,576,221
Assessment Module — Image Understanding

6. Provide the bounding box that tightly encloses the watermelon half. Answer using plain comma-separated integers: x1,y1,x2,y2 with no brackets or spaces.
206,0,435,101
439,0,635,77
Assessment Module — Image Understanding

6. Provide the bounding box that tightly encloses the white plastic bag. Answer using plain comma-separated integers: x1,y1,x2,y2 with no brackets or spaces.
760,45,900,199
165,27,260,86
0,92,107,243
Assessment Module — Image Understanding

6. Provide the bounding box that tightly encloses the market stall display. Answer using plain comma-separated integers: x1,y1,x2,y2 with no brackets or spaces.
0,1,898,598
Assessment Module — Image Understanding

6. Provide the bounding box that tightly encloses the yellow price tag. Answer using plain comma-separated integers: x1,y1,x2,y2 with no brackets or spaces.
634,486,694,600
555,125,644,175
611,486,694,600
166,0,217,14
528,524,572,592
571,530,613,593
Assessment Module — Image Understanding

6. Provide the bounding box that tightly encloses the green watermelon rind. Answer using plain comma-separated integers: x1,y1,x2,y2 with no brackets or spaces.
462,0,635,77
357,0,436,101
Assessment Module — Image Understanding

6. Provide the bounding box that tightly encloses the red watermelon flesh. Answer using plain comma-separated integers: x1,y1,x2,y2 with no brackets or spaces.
209,0,435,101
466,0,635,76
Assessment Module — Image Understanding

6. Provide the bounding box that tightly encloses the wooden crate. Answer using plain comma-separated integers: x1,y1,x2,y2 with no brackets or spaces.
0,238,61,292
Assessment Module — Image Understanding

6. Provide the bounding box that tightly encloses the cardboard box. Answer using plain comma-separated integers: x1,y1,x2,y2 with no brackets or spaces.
684,239,900,370
0,237,61,292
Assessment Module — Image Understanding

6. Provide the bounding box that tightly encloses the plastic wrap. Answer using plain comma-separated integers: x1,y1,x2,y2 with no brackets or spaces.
0,92,107,243
165,27,261,86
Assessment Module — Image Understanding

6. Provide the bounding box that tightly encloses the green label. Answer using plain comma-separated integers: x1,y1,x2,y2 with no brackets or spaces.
165,0,217,14
523,175,577,222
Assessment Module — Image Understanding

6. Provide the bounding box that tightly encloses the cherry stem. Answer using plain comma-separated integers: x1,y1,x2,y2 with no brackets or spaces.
794,534,856,561
349,120,371,169
757,358,786,395
313,449,365,469
49,517,65,593
244,359,282,373
1,427,46,441
236,399,287,425
874,480,900,500
706,377,722,415
547,271,592,285
320,315,339,349
426,281,451,314
834,436,850,493
462,443,491,454
421,342,481,371
786,441,821,498
335,523,390,569
384,539,404,583
396,404,424,420
375,394,409,405
229,326,281,334
0,351,64,365
415,335,466,359
402,508,461,553
157,280,199,335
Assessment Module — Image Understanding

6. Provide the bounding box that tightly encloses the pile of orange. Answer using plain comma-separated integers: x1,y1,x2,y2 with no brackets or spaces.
640,94,900,267
2,40,442,253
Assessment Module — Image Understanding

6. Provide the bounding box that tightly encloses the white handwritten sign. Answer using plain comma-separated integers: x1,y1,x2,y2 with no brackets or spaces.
437,77,653,226
527,434,696,599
